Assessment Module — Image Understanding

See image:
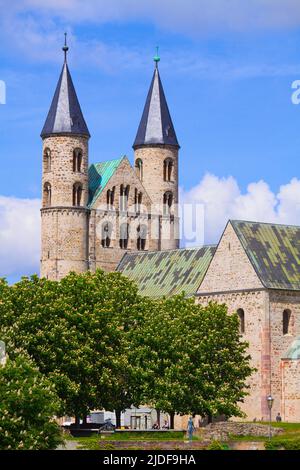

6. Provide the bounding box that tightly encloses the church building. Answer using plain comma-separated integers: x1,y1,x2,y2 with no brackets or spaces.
40,41,300,424
41,43,179,280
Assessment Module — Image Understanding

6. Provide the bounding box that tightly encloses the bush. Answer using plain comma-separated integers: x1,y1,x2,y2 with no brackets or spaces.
207,440,230,450
0,354,63,450
265,439,300,451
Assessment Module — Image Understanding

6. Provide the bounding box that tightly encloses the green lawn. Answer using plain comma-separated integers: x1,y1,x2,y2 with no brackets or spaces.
65,423,300,450
65,430,195,450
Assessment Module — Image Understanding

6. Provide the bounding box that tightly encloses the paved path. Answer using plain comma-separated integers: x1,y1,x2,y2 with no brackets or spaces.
57,440,80,450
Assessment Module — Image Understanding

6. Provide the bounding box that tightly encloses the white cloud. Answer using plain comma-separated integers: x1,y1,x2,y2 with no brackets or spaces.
1,1,300,78
19,0,300,33
180,174,300,245
0,176,300,279
0,196,40,279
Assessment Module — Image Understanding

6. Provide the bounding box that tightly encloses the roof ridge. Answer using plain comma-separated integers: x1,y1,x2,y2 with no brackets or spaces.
123,245,216,257
93,156,125,167
230,219,300,229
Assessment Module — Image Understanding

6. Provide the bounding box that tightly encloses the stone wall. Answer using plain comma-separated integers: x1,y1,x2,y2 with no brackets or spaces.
42,135,89,207
281,359,300,422
41,207,89,280
197,290,269,421
41,134,89,280
134,145,179,250
269,290,300,422
197,222,300,422
90,156,172,272
198,222,263,294
201,422,284,441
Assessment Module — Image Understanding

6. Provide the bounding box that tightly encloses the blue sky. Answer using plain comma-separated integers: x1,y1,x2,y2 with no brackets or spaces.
1,0,300,281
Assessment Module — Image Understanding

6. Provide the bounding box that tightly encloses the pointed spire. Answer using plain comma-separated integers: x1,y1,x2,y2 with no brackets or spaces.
41,36,90,139
133,53,179,149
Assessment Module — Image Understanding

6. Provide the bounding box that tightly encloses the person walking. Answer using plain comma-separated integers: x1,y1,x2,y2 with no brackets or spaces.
276,413,282,422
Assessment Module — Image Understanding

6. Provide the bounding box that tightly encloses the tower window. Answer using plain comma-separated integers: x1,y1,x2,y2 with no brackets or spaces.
120,185,130,212
135,159,143,180
101,222,112,248
119,223,129,249
283,309,291,335
163,192,173,215
137,224,147,251
43,182,52,207
73,183,83,206
237,309,245,334
163,158,174,182
73,148,83,172
44,148,51,172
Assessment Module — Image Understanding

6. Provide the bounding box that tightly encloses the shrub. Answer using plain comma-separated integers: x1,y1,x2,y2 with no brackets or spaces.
265,439,300,451
207,440,230,450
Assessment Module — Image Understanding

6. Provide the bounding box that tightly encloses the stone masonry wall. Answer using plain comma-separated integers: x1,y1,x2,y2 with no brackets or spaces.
90,157,160,272
281,359,300,422
41,207,89,280
198,222,264,294
134,145,179,250
42,135,89,207
41,134,89,280
197,290,268,421
201,422,283,441
269,290,300,422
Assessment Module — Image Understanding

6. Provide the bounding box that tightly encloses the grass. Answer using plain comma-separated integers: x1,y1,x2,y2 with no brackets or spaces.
65,423,300,450
65,430,190,450
67,430,185,441
105,431,186,440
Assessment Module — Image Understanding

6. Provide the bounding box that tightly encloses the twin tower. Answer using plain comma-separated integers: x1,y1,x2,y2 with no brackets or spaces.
40,44,180,280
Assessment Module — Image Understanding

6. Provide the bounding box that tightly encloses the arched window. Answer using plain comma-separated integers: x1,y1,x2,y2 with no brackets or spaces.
134,189,143,213
43,182,51,207
73,183,83,206
44,148,51,172
73,148,83,172
120,185,130,212
106,187,115,210
237,308,245,334
135,159,143,180
119,223,129,249
163,192,173,215
101,222,112,248
283,309,291,335
137,224,147,251
163,158,174,182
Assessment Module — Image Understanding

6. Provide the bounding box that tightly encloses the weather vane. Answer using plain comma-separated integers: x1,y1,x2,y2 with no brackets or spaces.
62,32,69,63
154,46,160,67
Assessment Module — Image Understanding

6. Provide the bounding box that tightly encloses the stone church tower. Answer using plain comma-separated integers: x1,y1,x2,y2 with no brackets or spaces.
133,54,180,250
40,41,180,280
40,39,90,280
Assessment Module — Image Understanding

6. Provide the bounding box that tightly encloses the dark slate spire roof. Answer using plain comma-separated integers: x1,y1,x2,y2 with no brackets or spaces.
41,55,90,138
133,64,179,148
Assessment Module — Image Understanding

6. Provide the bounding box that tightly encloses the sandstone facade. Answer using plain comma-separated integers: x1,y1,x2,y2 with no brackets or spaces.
197,221,300,422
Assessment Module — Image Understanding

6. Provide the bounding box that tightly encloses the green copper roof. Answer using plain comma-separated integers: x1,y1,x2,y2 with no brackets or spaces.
88,157,124,208
231,220,300,291
283,337,300,359
117,246,216,298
